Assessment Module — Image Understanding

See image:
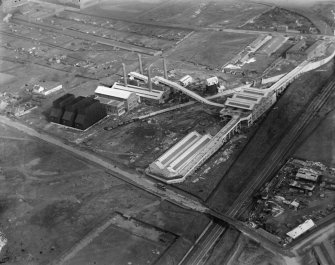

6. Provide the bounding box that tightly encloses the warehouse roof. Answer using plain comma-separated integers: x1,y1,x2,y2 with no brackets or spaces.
95,86,133,99
286,219,315,239
258,36,287,55
242,87,269,97
112,82,164,100
225,98,255,110
233,93,262,103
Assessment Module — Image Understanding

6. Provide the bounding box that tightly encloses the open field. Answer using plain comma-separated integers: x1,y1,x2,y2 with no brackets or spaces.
168,31,256,69
0,123,210,264
294,109,335,167
133,0,269,28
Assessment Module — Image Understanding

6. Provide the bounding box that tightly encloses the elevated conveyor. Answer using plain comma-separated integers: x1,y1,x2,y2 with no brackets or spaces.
155,76,226,108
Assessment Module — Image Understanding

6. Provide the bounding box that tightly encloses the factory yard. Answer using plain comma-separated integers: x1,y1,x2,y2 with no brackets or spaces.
1,0,335,264
245,158,335,245
0,123,210,264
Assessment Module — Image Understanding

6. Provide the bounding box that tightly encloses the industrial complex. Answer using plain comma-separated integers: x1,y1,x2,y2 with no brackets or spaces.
0,0,335,265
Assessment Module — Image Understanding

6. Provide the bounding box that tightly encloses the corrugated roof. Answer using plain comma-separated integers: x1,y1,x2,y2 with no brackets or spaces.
225,98,255,110
286,219,315,239
259,36,286,55
95,86,132,99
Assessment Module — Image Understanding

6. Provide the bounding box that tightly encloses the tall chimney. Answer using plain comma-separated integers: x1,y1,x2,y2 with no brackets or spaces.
122,63,127,87
163,58,168,79
147,65,152,92
138,53,143,75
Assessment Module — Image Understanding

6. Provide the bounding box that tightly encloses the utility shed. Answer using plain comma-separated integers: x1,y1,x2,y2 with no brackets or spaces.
95,85,138,111
49,93,75,123
286,219,315,239
74,100,107,130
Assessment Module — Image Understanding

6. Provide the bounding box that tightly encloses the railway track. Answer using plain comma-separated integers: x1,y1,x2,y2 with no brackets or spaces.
227,78,335,218
181,223,227,265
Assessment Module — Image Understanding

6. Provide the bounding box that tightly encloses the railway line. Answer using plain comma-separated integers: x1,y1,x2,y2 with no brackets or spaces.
227,77,335,218
180,223,227,265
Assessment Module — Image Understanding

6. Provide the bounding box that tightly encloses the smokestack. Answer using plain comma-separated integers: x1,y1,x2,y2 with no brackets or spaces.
138,53,143,75
122,63,127,87
147,65,152,92
163,58,168,79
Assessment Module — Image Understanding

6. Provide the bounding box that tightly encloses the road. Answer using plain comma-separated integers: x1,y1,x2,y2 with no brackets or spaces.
0,115,207,213
227,77,335,218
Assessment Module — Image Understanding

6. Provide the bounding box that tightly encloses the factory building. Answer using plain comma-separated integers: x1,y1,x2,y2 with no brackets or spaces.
61,97,95,127
206,76,219,94
96,97,126,116
179,75,193,87
61,96,85,126
74,99,107,130
257,36,287,56
111,82,168,104
148,131,212,180
95,85,138,111
286,39,308,60
296,168,320,182
49,93,75,123
248,35,273,52
286,219,315,239
221,87,276,124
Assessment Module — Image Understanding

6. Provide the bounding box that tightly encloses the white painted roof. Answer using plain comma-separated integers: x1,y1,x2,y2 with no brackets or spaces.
286,219,315,239
95,86,132,99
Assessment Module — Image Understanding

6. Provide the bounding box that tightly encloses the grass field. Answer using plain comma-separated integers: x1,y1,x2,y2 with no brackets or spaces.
294,102,335,167
168,31,256,69
0,124,210,264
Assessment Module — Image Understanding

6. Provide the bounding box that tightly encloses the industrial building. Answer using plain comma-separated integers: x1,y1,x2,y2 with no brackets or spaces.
49,94,107,130
96,97,126,116
222,87,275,123
296,168,320,182
49,93,75,123
248,35,273,52
111,82,168,104
74,99,107,130
95,85,138,111
286,39,308,60
179,75,193,87
286,219,315,239
61,96,86,126
148,131,212,181
257,36,287,56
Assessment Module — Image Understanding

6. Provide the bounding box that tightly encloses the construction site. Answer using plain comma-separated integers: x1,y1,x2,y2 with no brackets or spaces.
0,0,335,264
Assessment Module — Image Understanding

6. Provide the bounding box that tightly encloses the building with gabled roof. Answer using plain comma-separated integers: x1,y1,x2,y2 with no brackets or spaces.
95,85,138,111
